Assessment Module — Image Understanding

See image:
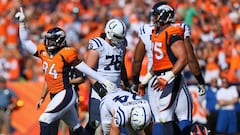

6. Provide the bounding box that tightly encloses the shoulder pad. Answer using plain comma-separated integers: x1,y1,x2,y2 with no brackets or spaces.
138,24,146,35
60,47,78,61
61,47,77,54
88,37,104,50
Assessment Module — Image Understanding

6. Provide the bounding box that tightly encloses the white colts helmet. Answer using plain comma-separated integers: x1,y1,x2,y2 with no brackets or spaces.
130,106,151,131
104,18,126,46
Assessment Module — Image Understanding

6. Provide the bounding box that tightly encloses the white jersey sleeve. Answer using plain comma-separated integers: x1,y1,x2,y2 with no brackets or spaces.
138,24,154,71
19,26,37,55
88,37,105,50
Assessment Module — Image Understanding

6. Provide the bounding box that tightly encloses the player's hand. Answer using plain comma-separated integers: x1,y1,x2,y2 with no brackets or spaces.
197,84,206,96
129,84,138,94
152,77,167,91
102,80,117,93
138,83,146,96
36,98,44,110
152,71,175,91
15,7,25,22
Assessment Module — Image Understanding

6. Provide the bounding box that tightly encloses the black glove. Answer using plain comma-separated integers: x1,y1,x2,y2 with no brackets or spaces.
197,84,206,96
129,84,139,94
72,68,86,79
92,81,108,98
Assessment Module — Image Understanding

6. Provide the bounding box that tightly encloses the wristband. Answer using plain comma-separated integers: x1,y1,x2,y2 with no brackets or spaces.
162,71,175,82
123,80,130,87
92,81,107,98
141,72,153,85
132,75,140,84
195,74,205,84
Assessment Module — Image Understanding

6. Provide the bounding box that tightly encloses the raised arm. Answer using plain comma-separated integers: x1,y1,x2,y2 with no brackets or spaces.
15,7,37,55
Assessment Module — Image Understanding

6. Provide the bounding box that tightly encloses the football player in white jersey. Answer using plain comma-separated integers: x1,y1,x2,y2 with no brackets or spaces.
131,2,205,135
131,23,154,90
84,18,130,134
100,88,151,135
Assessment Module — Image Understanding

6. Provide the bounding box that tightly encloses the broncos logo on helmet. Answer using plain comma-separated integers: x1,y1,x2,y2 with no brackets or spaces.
151,2,175,26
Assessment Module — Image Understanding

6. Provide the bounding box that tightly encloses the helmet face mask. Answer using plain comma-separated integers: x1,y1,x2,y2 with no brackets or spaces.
105,19,126,47
130,106,151,131
44,27,66,53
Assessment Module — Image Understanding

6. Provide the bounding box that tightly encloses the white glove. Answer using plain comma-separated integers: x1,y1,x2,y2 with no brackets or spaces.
102,80,117,93
197,84,206,96
15,7,25,26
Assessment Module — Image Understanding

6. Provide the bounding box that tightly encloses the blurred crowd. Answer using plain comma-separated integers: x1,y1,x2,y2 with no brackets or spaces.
0,0,240,85
1,0,240,134
0,0,240,83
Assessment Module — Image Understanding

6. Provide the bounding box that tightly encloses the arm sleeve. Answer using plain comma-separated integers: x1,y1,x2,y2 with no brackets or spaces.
75,61,108,83
19,26,37,55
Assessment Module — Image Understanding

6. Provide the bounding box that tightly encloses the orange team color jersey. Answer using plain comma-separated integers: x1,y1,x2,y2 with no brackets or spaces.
151,24,184,71
37,43,78,93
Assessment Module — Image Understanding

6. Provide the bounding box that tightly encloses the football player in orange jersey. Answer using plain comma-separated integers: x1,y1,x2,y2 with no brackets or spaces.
132,2,206,135
15,7,116,135
131,2,205,96
136,3,192,135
